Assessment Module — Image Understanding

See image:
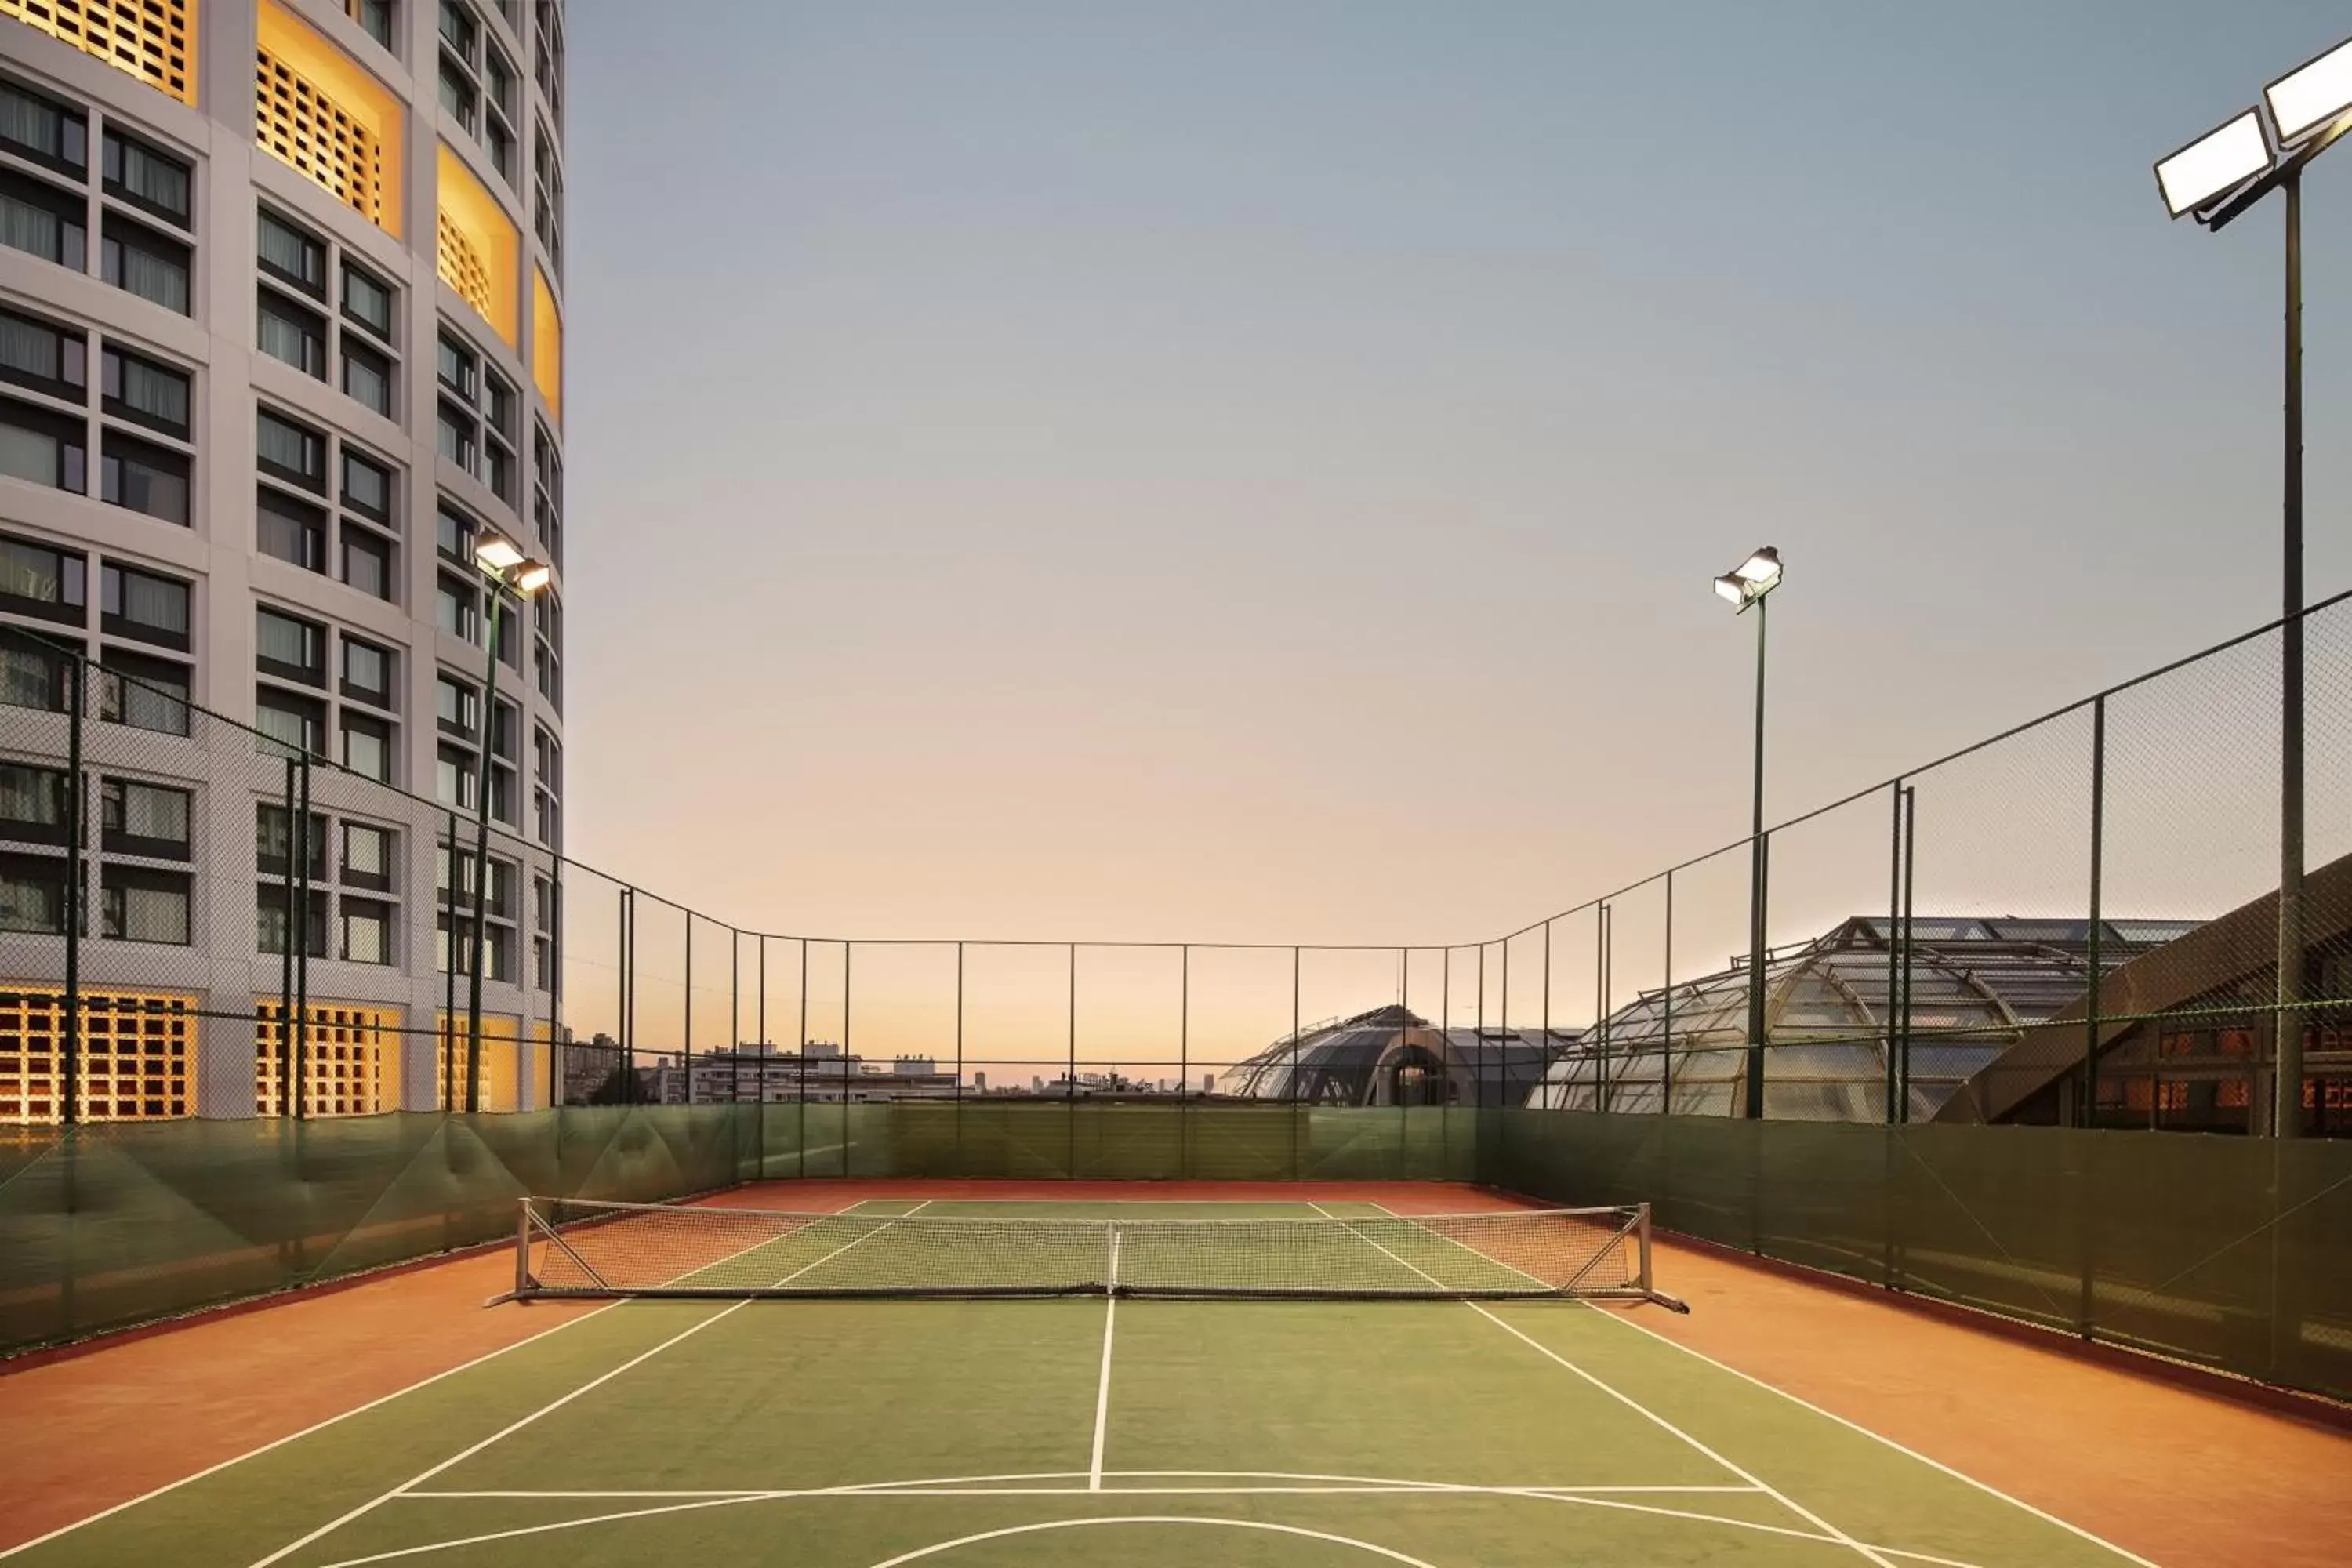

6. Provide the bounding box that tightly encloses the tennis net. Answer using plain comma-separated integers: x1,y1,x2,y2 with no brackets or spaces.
505,1198,1685,1307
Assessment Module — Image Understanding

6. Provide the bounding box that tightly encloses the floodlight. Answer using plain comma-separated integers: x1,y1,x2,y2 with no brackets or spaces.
2154,111,2271,217
2267,35,2352,147
1713,574,1746,606
474,535,525,572
1733,546,1782,587
514,562,552,595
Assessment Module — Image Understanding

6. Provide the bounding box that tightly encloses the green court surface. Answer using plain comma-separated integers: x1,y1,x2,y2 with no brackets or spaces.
9,1199,2151,1568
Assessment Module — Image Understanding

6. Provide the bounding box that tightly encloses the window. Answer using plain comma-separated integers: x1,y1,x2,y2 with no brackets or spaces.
343,896,393,963
532,724,560,788
436,671,478,736
532,126,562,274
103,866,191,943
259,290,328,379
0,397,87,492
342,637,394,706
532,423,562,564
341,526,392,601
436,327,516,499
100,563,190,649
343,337,393,416
0,307,87,398
258,209,326,296
101,346,191,437
535,0,564,129
100,778,191,858
0,76,88,174
101,433,190,524
343,263,394,340
0,851,67,933
256,606,327,685
103,215,191,314
493,596,519,668
256,804,328,878
0,170,87,270
436,500,476,562
489,759,515,825
435,741,476,808
440,0,477,60
102,130,191,227
347,0,395,49
435,572,479,642
257,488,327,573
343,822,392,889
257,885,329,956
438,59,477,134
100,648,189,734
255,686,327,757
258,409,326,491
0,535,87,623
0,762,69,844
437,401,475,470
343,449,392,520
2,635,78,712
342,710,392,780
436,332,477,397
490,695,519,760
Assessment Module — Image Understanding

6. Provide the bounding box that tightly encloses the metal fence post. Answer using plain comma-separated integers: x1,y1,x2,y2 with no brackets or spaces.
1899,789,1917,1120
797,938,808,1178
683,913,694,1105
1290,944,1301,1178
280,760,299,1117
1661,872,1673,1116
1594,906,1608,1112
1178,943,1190,1178
2085,698,2106,1129
62,659,83,1127
1886,780,1904,1127
441,814,459,1110
841,942,852,1176
1069,942,1080,1178
294,756,311,1119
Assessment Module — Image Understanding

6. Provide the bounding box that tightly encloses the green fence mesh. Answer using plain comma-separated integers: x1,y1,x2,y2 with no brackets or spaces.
1483,1111,2352,1403
0,1107,763,1352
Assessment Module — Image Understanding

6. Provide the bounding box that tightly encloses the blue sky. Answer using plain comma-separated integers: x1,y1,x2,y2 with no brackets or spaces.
555,2,2352,952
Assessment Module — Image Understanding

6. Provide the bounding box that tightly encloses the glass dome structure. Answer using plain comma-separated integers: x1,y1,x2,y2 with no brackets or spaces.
1217,1005,1559,1106
1531,916,2196,1122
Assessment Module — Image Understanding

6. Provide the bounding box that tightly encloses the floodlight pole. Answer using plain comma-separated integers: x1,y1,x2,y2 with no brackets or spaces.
1744,590,1769,1120
464,575,507,1114
2195,109,2352,1136
2278,169,2306,1138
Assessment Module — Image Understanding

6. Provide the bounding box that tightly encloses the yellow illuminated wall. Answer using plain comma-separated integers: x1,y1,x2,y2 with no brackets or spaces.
255,0,402,235
1,0,196,106
254,1001,401,1116
437,143,519,347
1,987,196,1123
531,267,562,423
434,1011,521,1112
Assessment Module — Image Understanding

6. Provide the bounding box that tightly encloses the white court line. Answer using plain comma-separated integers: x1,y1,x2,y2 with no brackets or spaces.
1330,1203,1894,1566
0,1192,893,1564
306,1476,1998,1568
243,1200,933,1568
1087,1265,1117,1490
1578,1299,2162,1567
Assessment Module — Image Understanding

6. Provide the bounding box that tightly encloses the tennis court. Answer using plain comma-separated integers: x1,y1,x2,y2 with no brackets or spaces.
3,1188,2161,1568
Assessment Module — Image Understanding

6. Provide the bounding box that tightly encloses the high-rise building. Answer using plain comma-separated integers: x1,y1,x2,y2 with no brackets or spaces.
0,0,568,1120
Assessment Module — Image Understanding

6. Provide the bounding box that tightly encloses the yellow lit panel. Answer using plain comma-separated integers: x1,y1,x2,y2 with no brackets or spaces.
437,143,519,347
434,1011,520,1112
255,0,403,237
254,1000,401,1117
531,266,562,423
0,986,196,1123
0,0,197,107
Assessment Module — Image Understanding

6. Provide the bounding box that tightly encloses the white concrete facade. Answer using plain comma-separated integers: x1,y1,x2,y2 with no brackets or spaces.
0,0,568,1119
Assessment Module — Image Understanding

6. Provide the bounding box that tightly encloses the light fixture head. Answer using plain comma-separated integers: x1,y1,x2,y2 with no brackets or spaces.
2154,110,2272,218
474,534,525,572
2267,34,2352,147
1733,546,1782,587
514,561,552,596
1713,573,1748,607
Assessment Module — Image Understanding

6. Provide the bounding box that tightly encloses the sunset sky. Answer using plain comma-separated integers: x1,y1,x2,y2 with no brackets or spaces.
545,2,2352,1059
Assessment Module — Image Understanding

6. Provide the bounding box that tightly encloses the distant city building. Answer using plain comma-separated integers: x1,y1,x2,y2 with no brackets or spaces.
675,1044,959,1104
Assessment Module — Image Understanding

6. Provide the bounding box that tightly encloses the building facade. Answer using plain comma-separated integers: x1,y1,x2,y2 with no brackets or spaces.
0,0,568,1121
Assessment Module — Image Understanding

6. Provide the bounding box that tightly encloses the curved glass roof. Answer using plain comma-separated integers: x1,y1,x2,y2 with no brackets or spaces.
1218,1005,1555,1105
1533,916,2194,1121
